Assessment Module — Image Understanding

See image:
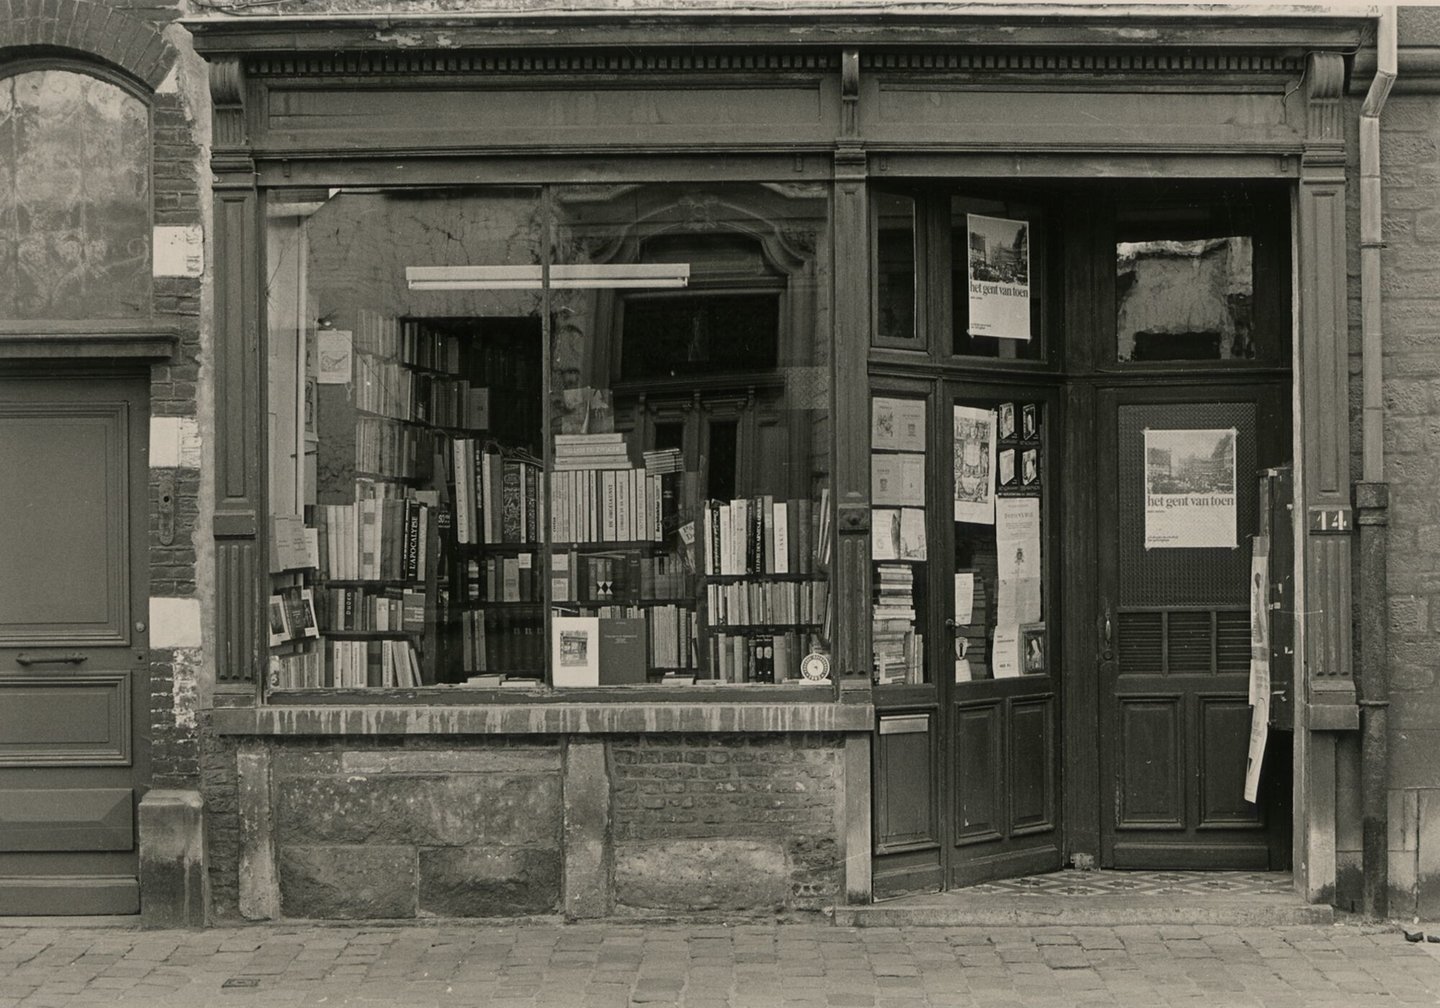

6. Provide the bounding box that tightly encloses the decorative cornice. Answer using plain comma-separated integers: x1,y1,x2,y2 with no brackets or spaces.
249,49,838,77
208,56,248,150
862,49,1305,75
1304,50,1345,145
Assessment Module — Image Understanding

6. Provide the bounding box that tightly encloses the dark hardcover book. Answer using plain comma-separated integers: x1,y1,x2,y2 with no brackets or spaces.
599,616,647,685
749,634,775,684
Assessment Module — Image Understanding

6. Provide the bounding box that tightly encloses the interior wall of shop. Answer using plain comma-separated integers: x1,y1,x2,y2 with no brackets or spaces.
4,0,213,922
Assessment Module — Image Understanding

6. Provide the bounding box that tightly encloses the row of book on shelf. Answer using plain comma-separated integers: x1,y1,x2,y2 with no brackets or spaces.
353,355,491,431
459,606,544,677
708,630,814,684
700,491,830,576
269,639,422,690
705,578,828,628
550,551,694,605
316,493,436,583
451,439,542,545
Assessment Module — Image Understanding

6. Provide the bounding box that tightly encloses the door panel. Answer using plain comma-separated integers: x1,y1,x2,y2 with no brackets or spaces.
1098,389,1286,869
1009,697,1055,834
0,374,150,915
954,701,1003,844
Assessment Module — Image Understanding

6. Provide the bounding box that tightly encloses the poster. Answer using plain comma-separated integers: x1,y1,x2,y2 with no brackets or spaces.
1245,536,1271,804
316,329,353,384
995,497,1042,627
993,626,1021,678
872,397,926,452
871,508,901,560
899,508,927,560
1144,428,1238,549
966,214,1031,342
954,572,975,625
1249,536,1271,706
872,454,924,506
953,405,996,524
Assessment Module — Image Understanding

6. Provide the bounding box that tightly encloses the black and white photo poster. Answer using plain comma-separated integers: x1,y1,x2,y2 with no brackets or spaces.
966,213,1031,342
1143,428,1238,549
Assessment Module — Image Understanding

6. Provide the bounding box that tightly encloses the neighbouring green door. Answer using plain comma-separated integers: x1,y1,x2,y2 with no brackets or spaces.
0,372,151,914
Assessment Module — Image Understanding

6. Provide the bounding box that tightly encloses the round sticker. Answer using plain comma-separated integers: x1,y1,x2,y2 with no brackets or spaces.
800,652,831,682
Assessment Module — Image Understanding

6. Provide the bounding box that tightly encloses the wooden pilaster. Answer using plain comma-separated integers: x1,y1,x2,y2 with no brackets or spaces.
209,57,264,691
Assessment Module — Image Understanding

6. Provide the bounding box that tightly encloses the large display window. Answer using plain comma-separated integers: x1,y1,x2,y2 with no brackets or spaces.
263,183,833,691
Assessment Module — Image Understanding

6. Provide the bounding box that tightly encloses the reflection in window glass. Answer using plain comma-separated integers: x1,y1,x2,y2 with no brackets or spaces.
264,184,834,690
551,183,833,685
874,193,917,344
0,70,149,318
1116,236,1254,361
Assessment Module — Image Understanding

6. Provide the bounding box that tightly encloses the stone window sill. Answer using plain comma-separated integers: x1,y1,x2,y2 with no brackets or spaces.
211,694,875,735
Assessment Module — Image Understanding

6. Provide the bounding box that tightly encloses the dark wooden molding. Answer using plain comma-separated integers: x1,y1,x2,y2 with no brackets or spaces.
247,49,838,77
182,12,1369,59
0,321,179,359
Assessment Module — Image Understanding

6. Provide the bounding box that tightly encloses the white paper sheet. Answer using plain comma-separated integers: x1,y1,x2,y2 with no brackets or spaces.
967,214,1032,342
995,497,1042,626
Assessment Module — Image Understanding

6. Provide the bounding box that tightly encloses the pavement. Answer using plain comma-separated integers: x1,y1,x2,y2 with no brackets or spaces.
4,917,1440,1008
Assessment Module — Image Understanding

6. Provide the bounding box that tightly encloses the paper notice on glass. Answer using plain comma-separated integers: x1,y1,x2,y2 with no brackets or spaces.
899,508,927,560
954,572,975,624
995,497,1042,626
1144,428,1238,549
872,397,926,453
953,405,996,524
1244,694,1269,803
1250,536,1271,706
967,214,1032,342
872,454,924,506
317,329,353,384
871,508,901,560
992,626,1022,678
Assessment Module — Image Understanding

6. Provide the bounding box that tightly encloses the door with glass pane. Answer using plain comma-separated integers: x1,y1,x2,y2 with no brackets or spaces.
945,383,1063,888
869,379,1063,894
1095,386,1289,868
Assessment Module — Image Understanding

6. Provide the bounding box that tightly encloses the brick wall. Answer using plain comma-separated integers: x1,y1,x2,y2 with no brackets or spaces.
609,734,843,912
1375,84,1440,917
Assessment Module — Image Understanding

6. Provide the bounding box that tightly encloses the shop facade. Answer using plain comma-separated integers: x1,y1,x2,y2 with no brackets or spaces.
9,0,1440,923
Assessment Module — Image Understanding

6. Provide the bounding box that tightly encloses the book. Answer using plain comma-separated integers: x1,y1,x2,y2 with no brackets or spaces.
552,616,601,687
598,617,647,685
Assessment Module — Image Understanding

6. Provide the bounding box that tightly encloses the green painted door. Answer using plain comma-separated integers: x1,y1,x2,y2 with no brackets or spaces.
0,372,151,915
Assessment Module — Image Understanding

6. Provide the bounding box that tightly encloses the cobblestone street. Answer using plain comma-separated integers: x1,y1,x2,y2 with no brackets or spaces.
3,919,1440,1008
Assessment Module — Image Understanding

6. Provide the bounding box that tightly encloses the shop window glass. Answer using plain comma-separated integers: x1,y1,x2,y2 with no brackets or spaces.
950,397,1047,682
874,193,918,346
1115,203,1255,362
264,183,833,691
0,69,149,318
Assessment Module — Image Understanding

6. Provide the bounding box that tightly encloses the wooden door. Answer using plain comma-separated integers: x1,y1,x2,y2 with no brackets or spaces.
0,372,151,914
945,382,1063,887
1096,385,1288,868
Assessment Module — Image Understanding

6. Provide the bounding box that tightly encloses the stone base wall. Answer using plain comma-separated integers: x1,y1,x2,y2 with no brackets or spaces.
203,729,850,922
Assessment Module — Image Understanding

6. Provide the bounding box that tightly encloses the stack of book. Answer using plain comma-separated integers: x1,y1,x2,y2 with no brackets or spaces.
555,433,631,470
316,497,433,583
708,630,805,683
451,439,542,545
328,638,422,688
873,562,923,685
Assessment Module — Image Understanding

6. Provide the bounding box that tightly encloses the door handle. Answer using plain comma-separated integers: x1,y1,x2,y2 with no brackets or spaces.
15,652,88,666
1100,609,1113,662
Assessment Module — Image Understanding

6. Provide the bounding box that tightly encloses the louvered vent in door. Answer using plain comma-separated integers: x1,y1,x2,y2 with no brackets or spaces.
1118,609,1251,675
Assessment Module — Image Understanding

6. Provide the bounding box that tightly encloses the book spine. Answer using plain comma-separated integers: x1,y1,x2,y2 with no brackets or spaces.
501,460,523,543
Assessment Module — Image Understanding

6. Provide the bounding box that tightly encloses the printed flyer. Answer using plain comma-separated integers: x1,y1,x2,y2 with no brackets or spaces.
1143,428,1238,549
966,214,1031,342
953,405,996,524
